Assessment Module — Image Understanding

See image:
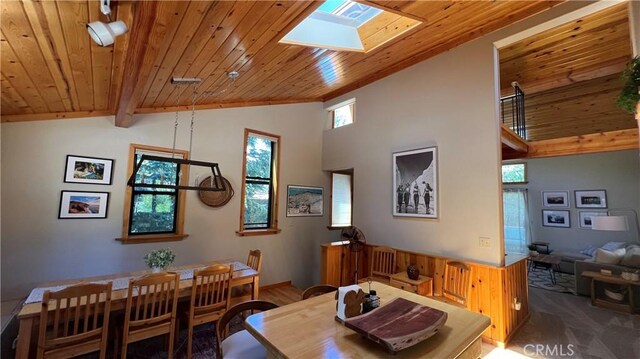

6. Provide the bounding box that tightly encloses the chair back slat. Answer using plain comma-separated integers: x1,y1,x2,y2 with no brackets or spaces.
443,261,471,305
247,250,262,272
191,264,232,313
125,272,179,326
37,282,112,359
370,246,397,278
302,285,338,300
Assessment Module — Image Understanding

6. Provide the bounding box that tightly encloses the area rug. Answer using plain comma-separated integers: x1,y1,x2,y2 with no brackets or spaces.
528,268,576,295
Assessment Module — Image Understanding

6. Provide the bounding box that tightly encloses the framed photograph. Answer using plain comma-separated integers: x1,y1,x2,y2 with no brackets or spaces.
575,190,607,208
64,155,114,185
542,210,570,228
286,185,323,217
59,191,110,219
393,146,438,218
579,211,608,229
542,191,569,208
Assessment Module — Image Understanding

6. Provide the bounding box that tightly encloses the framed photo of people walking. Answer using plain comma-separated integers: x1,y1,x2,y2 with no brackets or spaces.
393,146,438,218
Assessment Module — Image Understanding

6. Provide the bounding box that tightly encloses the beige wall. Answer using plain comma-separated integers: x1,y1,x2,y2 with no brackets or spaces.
1,103,327,300
321,1,592,266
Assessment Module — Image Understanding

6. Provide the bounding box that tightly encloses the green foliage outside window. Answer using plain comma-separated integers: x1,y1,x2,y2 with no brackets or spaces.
244,135,274,228
502,163,526,183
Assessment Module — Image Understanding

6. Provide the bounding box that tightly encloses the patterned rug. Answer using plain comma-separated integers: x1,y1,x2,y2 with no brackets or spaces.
528,267,576,295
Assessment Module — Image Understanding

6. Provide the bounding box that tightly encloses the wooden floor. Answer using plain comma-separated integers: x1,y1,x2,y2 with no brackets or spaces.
258,284,303,306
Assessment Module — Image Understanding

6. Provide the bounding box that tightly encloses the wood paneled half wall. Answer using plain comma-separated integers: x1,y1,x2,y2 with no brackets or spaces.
321,243,529,347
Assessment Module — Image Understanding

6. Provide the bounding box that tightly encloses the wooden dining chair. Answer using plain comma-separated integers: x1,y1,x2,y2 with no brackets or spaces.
437,261,471,308
233,249,263,302
216,300,278,358
302,285,338,300
37,282,112,359
366,246,397,284
184,264,233,359
120,272,179,359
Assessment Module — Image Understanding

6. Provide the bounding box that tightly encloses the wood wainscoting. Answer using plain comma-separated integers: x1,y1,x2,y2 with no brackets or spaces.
321,244,529,347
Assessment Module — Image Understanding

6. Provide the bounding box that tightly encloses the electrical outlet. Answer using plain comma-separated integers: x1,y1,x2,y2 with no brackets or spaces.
479,237,491,248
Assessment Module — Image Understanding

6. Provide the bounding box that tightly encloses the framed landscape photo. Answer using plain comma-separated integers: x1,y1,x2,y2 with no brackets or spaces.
393,146,438,218
59,191,109,219
542,191,569,208
575,190,607,208
286,185,323,217
579,211,608,229
542,210,570,228
64,155,114,185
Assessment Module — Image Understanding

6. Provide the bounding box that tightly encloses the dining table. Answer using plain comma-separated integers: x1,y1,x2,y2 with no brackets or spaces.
15,258,259,359
245,282,490,358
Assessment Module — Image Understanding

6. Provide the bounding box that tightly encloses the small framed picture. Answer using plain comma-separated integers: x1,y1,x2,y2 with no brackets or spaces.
286,185,323,217
542,191,569,208
542,210,570,228
59,191,110,219
579,211,608,229
575,190,607,208
64,155,114,185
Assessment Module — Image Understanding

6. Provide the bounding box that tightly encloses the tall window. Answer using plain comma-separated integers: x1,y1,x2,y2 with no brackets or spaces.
331,171,353,227
120,144,188,243
502,163,527,183
328,99,355,128
503,188,530,254
239,129,280,235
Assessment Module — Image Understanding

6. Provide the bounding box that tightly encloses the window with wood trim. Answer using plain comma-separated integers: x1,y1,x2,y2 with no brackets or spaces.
239,129,281,235
502,163,527,184
329,99,355,128
120,144,189,244
330,171,353,228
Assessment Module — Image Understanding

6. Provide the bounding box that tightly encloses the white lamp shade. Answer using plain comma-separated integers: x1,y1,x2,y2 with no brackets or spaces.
591,216,629,231
87,20,128,47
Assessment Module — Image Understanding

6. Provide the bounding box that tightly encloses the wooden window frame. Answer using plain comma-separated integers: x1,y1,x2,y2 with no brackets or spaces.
117,144,189,244
327,169,354,230
237,129,282,236
502,162,528,185
328,98,356,129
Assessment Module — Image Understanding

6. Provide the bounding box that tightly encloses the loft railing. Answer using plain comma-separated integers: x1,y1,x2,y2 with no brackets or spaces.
500,82,526,140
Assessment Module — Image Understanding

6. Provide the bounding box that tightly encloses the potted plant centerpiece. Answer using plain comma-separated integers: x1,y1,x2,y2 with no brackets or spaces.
144,248,176,273
617,56,640,120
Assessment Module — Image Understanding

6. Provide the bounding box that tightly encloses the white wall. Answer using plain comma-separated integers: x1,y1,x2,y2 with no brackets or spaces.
1,103,327,300
511,150,640,252
321,1,592,266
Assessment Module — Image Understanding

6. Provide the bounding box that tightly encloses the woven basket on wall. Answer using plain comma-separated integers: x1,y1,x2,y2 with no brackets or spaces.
197,176,234,208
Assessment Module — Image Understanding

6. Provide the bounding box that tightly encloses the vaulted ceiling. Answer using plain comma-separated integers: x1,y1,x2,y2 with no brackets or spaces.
1,0,564,125
499,3,636,141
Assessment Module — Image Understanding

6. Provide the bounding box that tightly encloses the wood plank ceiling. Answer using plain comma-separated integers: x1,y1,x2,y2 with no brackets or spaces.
1,0,565,124
499,3,636,141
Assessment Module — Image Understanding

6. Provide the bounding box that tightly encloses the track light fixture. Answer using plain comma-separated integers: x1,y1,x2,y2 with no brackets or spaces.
87,0,128,47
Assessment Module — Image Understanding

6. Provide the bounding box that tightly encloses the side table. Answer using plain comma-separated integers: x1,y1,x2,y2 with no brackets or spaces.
581,271,639,314
389,272,433,296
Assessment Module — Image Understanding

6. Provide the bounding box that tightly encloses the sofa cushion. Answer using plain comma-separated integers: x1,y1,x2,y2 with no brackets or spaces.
580,246,597,257
621,246,640,268
594,248,626,264
601,241,628,251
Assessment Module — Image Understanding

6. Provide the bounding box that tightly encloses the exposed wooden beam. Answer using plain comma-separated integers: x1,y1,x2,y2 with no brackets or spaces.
500,124,529,153
134,98,323,114
527,129,638,158
114,0,159,128
0,110,114,123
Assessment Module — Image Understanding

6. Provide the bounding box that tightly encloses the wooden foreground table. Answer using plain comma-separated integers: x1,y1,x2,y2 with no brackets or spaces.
245,282,490,358
15,259,258,359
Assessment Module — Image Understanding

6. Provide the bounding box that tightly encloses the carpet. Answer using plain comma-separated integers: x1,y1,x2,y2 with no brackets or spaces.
528,267,576,295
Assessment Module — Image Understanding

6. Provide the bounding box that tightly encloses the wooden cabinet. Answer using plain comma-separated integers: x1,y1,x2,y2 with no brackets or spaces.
390,272,433,296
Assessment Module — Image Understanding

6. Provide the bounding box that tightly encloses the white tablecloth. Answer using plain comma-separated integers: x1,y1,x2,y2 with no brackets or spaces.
25,261,251,304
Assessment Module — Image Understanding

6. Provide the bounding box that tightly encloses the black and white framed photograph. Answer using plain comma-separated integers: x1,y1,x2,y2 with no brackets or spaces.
542,191,569,207
579,211,608,229
286,185,323,217
393,146,438,218
64,155,114,185
575,190,607,208
542,210,570,228
59,191,110,219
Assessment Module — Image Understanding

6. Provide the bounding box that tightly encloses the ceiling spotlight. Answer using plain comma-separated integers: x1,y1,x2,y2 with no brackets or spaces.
87,0,128,47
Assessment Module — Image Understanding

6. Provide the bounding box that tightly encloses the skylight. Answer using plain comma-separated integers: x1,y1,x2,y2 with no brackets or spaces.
280,1,421,53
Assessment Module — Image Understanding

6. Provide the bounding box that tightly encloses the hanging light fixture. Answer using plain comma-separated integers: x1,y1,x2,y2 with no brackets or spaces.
127,72,240,192
87,0,128,47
